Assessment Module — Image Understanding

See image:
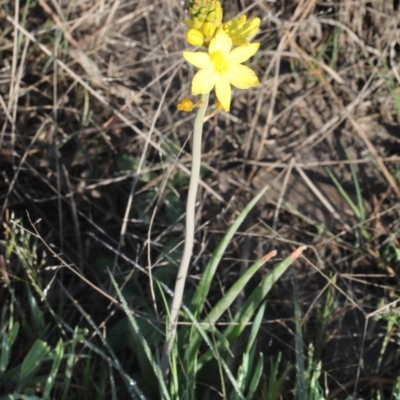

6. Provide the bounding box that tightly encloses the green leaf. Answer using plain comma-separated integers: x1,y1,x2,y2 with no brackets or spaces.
246,353,263,400
267,353,291,400
231,304,265,400
185,257,269,367
189,184,269,318
180,303,246,400
170,170,190,187
109,273,170,400
27,288,46,337
20,340,50,382
43,339,64,398
224,249,301,344
0,323,19,373
246,302,265,355
294,280,305,400
197,248,302,370
164,191,184,224
116,154,152,182
61,327,80,400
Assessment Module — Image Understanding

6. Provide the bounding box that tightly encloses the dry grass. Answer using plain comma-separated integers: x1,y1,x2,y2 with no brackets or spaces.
1,0,400,398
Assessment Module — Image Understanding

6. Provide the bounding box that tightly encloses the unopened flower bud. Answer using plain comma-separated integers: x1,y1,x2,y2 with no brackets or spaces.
192,16,205,29
186,28,204,46
202,22,217,39
177,98,194,112
215,1,222,22
205,11,216,22
198,6,208,18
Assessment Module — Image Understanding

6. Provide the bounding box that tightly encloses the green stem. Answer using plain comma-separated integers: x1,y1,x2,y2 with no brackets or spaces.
162,92,209,375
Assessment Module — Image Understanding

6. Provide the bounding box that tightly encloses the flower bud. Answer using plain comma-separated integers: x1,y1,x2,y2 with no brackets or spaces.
205,1,222,23
202,22,217,39
177,98,194,112
186,28,204,46
215,1,223,23
205,11,216,22
192,16,205,29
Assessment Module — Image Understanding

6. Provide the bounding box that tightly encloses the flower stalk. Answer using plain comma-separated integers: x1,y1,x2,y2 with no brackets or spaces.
162,92,209,371
162,0,261,378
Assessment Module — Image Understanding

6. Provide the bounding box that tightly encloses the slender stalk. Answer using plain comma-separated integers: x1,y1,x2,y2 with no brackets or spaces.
161,92,209,375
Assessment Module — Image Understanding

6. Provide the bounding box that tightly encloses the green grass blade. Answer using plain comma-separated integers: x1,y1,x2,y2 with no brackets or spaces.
189,185,269,316
109,358,118,400
346,154,366,222
0,334,10,373
27,287,46,337
197,247,304,370
325,168,359,217
246,301,265,353
267,353,291,400
60,285,145,400
20,340,50,382
43,339,64,398
208,259,272,328
9,322,19,348
235,302,266,398
61,326,80,400
182,303,246,400
109,273,170,400
0,322,19,373
246,352,263,400
185,254,273,363
293,279,305,400
223,247,304,344
340,140,366,219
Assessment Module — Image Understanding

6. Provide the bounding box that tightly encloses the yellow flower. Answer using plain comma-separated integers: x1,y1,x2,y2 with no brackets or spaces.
183,30,259,111
223,15,260,46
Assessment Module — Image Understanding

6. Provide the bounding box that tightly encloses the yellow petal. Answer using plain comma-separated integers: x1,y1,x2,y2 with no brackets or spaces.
244,18,260,38
192,68,218,94
223,16,260,46
183,51,211,69
223,15,246,34
215,1,223,23
227,42,259,64
225,64,259,89
215,76,231,111
209,30,232,56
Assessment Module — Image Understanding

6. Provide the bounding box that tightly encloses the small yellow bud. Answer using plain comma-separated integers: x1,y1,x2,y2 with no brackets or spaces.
215,1,223,23
204,1,222,25
192,16,205,29
177,98,194,112
206,11,216,22
202,22,217,39
186,28,204,47
198,6,208,18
